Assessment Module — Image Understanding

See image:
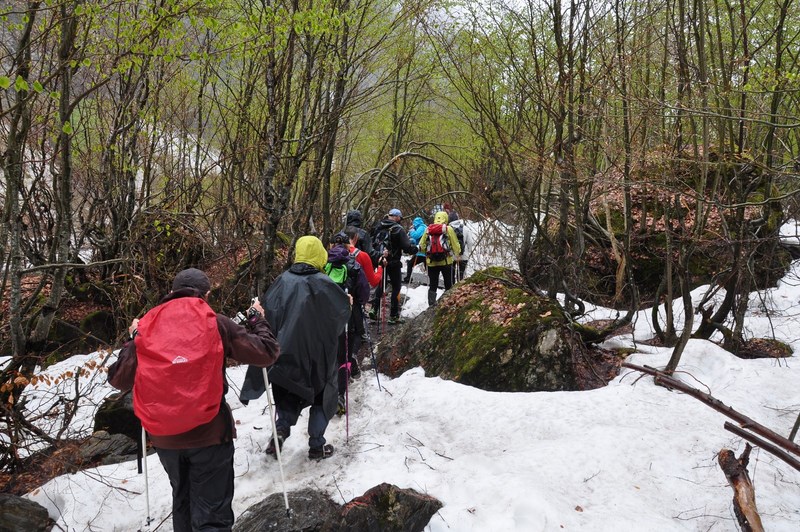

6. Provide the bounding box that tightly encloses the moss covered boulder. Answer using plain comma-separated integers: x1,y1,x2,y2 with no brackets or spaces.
377,267,589,392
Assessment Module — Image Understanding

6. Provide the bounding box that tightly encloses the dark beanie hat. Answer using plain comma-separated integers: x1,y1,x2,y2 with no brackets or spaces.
172,268,211,293
332,231,349,244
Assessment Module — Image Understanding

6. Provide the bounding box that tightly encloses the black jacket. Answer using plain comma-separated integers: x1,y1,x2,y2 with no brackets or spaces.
240,263,350,420
346,210,382,267
373,219,418,264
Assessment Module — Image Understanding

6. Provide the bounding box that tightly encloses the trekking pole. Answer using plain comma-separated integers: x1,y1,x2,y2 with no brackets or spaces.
361,306,382,392
344,288,350,444
380,266,388,335
262,367,291,518
344,320,350,444
141,427,152,530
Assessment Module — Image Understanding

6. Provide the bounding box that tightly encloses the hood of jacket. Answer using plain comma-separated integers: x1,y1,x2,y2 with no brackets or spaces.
294,236,327,271
412,217,425,229
433,211,449,224
327,244,351,266
346,210,363,228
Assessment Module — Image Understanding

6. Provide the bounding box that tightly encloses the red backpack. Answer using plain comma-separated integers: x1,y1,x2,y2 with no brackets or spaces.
133,297,224,436
426,223,451,261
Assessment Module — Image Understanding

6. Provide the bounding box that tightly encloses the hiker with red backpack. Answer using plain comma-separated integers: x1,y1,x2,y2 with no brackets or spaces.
108,268,280,532
418,210,462,307
240,236,351,460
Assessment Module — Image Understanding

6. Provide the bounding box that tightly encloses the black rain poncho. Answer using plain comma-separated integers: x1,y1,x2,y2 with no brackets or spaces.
240,237,351,420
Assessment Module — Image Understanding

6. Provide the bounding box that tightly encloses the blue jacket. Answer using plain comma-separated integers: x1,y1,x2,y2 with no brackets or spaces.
409,217,427,257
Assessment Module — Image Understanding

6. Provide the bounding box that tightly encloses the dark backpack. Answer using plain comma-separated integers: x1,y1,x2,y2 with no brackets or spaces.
372,226,393,255
426,223,451,261
452,223,465,254
133,297,224,436
324,256,359,293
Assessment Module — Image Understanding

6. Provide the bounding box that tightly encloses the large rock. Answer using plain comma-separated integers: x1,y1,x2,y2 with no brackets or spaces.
233,488,339,531
79,430,138,465
0,493,54,531
234,485,443,532
335,483,442,532
94,391,141,442
378,267,589,392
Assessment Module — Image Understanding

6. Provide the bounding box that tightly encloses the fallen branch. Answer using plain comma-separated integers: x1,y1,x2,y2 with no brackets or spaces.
718,445,764,532
724,422,800,473
623,362,800,458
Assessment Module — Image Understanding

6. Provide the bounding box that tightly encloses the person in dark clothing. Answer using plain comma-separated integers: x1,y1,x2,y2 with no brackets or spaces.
108,268,279,532
345,209,382,268
444,202,460,222
240,236,351,460
326,232,370,414
368,208,418,324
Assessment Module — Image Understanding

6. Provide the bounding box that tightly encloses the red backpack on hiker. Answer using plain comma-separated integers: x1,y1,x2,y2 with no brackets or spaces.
133,297,224,436
426,223,451,261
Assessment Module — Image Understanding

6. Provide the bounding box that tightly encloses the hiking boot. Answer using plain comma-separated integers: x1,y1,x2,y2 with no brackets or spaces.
368,309,378,321
266,430,288,458
388,316,405,325
336,395,346,417
308,444,335,460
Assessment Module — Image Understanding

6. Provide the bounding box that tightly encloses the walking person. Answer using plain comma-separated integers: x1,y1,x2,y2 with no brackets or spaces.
108,268,280,532
345,209,382,267
404,216,427,284
418,211,462,307
240,236,351,460
346,225,383,288
449,218,468,283
325,231,370,414
368,208,418,324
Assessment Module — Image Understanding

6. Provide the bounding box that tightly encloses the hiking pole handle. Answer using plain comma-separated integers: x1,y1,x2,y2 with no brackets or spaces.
262,367,291,518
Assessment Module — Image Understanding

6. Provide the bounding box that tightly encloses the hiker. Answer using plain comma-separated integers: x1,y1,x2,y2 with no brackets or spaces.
240,236,351,460
326,232,370,414
449,218,468,283
345,209,382,268
108,268,280,532
444,202,460,222
418,211,462,306
346,225,383,288
404,216,427,284
368,208,418,324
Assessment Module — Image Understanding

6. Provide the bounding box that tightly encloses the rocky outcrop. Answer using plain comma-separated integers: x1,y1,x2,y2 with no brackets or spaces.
0,493,54,531
234,484,442,532
94,391,140,443
377,267,595,392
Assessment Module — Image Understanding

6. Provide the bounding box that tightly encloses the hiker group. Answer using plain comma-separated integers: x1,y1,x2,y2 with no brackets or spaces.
107,202,470,531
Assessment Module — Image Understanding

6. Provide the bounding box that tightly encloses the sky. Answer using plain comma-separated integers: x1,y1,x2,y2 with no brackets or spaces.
12,220,800,531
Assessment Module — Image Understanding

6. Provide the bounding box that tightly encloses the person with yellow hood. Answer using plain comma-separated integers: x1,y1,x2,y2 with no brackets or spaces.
240,236,351,460
418,211,462,307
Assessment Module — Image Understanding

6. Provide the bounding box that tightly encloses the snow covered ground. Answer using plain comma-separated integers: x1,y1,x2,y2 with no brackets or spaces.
16,220,800,531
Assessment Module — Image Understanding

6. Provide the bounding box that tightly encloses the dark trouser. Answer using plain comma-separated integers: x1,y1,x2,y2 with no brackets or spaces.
452,259,467,283
428,263,453,306
404,255,422,282
155,441,235,532
337,309,364,392
371,260,402,318
272,384,330,449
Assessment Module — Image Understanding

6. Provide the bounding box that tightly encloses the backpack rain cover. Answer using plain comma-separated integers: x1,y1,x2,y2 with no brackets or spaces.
426,223,450,261
133,297,224,436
